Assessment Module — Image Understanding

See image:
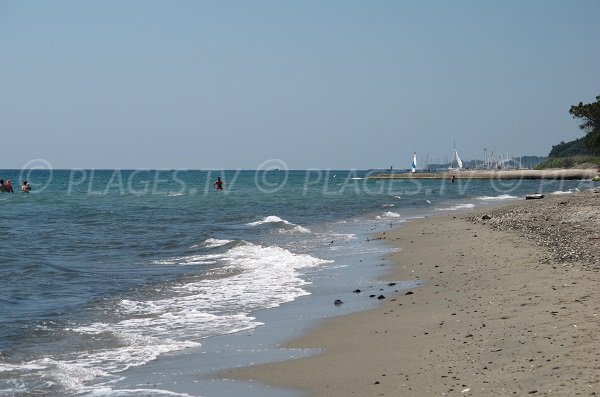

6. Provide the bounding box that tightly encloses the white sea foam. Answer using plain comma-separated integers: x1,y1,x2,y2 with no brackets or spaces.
551,190,573,195
71,333,199,375
278,225,312,234
246,215,292,226
0,336,199,395
37,358,108,390
330,233,357,240
0,358,108,393
188,238,233,249
3,243,331,395
382,203,395,207
437,203,476,211
247,215,311,234
0,362,48,372
53,242,331,393
151,253,224,266
82,387,196,397
202,238,233,248
376,211,402,219
477,194,517,201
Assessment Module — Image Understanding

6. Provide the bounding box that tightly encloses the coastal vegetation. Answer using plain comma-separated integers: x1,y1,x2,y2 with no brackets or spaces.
536,95,600,169
570,95,600,153
535,155,600,169
548,137,595,157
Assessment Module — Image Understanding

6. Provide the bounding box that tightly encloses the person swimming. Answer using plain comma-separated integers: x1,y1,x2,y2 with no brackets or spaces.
213,177,224,191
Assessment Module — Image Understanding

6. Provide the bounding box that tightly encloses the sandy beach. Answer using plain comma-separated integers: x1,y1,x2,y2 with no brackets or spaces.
223,190,600,396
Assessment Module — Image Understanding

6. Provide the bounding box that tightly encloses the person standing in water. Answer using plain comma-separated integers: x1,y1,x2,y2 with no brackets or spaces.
213,177,224,191
3,180,14,193
22,181,31,193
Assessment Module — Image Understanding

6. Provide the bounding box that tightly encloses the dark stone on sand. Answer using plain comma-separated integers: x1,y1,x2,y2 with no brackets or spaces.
353,289,362,293
482,214,492,220
374,381,380,385
405,291,414,295
334,299,343,305
377,295,385,300
388,282,396,286
369,294,376,298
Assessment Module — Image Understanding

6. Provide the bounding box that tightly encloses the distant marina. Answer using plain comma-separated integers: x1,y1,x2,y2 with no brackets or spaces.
370,168,600,180
378,143,598,180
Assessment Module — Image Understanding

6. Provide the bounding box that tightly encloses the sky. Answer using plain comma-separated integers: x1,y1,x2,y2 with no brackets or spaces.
1,0,599,169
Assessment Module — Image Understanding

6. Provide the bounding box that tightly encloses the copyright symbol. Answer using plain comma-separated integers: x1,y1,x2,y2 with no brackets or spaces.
490,175,523,195
254,159,289,193
19,159,54,193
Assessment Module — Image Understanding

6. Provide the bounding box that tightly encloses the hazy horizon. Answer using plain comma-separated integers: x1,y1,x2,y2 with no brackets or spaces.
1,0,599,169
6,152,549,172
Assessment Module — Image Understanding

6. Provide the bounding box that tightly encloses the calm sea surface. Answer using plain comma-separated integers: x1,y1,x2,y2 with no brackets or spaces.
0,169,593,396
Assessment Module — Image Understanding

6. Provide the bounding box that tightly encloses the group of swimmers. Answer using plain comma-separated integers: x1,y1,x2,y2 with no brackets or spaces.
0,177,222,193
0,179,31,193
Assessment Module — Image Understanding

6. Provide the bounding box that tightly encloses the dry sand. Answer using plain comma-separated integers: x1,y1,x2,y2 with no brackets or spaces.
223,194,600,396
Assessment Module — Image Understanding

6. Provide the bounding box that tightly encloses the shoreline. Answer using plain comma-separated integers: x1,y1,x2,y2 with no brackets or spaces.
369,168,599,180
222,191,600,395
104,211,418,397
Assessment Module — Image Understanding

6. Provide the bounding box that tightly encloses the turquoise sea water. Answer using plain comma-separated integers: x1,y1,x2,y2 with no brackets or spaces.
0,169,595,396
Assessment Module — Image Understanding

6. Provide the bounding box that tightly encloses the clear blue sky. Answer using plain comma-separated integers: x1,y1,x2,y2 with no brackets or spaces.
1,0,599,169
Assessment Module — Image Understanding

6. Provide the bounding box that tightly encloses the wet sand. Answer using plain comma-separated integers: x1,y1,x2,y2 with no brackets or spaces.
223,192,600,396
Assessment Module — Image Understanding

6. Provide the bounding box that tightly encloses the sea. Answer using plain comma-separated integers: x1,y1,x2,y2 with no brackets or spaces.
0,169,595,397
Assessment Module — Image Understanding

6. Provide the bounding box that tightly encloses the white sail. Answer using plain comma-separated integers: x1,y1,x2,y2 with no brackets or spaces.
453,149,463,169
411,152,417,173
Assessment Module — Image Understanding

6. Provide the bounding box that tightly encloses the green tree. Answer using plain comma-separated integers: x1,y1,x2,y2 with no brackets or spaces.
569,95,600,153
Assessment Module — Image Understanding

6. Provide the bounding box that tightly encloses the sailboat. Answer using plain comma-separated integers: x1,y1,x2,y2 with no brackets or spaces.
411,152,417,173
449,143,463,170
